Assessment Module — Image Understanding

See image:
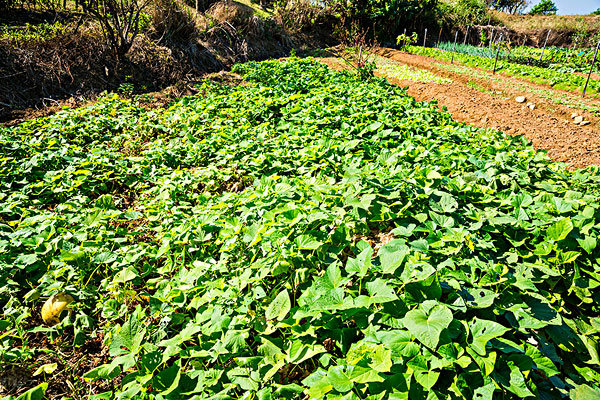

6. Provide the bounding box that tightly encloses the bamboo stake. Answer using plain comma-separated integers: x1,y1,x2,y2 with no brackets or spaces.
451,31,459,64
540,29,551,61
493,33,504,74
583,40,600,98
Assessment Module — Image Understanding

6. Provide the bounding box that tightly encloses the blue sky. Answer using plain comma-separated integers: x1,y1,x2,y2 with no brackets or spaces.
526,0,600,15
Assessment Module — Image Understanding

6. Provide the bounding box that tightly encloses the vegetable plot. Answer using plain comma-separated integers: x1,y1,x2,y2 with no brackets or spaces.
2,58,600,399
413,45,600,95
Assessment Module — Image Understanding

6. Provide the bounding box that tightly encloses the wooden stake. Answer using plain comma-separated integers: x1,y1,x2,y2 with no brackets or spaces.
423,28,427,53
493,33,503,74
583,40,600,98
451,31,459,64
464,26,470,45
540,30,551,61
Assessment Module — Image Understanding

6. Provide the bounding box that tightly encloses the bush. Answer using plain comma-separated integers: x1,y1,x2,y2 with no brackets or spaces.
396,32,418,51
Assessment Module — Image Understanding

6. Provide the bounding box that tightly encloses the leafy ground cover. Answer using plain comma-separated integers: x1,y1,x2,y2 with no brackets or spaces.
0,21,69,45
416,45,599,95
2,57,600,399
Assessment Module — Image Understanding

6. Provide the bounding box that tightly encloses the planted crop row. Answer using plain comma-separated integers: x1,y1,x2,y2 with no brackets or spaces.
435,42,599,73
510,46,599,73
436,42,506,60
414,45,599,95
2,58,600,399
376,62,452,84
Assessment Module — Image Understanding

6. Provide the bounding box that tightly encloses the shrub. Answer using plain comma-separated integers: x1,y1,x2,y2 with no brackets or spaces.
396,32,418,51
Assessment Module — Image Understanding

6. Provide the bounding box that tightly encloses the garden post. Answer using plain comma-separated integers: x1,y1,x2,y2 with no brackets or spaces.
451,31,459,64
583,40,600,98
540,30,551,61
493,33,503,74
464,26,470,45
423,28,427,53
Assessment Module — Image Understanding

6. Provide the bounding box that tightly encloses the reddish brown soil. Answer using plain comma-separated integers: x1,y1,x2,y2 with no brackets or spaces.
323,49,600,169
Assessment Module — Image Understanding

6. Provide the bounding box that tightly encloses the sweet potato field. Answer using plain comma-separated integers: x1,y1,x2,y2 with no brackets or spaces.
2,58,600,399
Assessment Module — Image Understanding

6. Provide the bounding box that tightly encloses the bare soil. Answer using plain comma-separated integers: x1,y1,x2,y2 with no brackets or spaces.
322,48,600,169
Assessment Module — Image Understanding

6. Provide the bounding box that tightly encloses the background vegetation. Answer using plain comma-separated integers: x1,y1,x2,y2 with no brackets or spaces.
1,0,600,120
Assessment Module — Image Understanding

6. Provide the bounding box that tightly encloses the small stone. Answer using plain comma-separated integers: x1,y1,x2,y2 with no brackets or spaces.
527,103,536,110
571,112,578,118
574,116,584,124
580,120,591,126
515,96,526,103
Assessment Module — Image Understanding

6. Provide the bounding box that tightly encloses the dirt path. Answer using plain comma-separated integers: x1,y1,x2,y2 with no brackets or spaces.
324,49,600,169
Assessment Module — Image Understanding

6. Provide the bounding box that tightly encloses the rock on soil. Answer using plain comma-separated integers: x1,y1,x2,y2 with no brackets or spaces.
515,96,526,103
574,116,584,124
527,103,536,110
580,121,591,126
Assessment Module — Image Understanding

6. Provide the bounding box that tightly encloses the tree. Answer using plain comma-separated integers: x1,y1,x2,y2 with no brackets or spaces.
529,0,557,15
591,8,600,15
80,0,151,61
486,0,529,14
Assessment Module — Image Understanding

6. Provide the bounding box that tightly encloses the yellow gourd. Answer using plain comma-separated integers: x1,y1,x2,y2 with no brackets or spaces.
41,293,74,326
